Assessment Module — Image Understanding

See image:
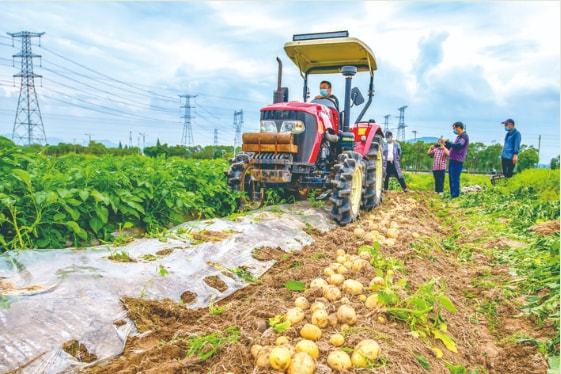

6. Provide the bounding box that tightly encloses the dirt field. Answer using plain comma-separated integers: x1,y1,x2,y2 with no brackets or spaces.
84,192,554,374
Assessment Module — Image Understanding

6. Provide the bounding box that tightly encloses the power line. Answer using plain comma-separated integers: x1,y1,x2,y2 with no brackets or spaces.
39,45,178,102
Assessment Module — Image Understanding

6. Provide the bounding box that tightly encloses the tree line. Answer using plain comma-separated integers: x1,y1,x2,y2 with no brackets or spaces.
1,136,557,172
399,141,546,173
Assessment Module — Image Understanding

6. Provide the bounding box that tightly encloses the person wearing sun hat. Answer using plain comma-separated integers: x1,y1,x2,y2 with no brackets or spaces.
501,118,521,178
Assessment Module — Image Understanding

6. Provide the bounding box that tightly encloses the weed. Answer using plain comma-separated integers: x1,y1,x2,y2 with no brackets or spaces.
108,250,134,262
230,266,257,283
185,326,240,361
209,301,226,316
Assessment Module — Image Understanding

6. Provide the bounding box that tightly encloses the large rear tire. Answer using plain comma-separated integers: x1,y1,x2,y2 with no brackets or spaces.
362,134,385,210
330,151,365,225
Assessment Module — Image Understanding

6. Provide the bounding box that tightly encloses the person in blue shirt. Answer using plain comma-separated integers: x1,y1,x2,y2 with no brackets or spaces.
501,118,521,178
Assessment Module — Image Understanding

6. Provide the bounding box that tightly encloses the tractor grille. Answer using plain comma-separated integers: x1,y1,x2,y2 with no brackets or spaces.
251,153,293,169
254,153,292,161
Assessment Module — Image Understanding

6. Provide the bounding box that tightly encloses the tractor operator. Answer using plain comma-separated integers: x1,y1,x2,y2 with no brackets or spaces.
314,80,340,110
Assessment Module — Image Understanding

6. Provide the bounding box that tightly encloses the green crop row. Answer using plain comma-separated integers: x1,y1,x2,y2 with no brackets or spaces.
0,142,238,251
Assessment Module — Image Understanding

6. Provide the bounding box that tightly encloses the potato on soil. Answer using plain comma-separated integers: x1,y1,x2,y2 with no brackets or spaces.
336,249,346,257
328,273,345,286
311,309,329,328
288,352,316,374
342,279,364,295
329,333,345,347
310,301,326,313
335,265,348,275
323,285,342,301
269,346,292,370
337,304,357,325
365,293,380,309
327,350,352,371
250,344,263,359
294,339,319,359
310,278,328,289
276,336,290,345
386,228,399,239
324,267,335,277
300,323,322,341
255,346,272,368
369,276,384,288
294,296,310,310
286,307,305,324
353,227,366,238
351,339,381,368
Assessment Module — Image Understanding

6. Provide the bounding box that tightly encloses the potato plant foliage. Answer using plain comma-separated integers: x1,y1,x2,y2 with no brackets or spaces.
0,142,237,250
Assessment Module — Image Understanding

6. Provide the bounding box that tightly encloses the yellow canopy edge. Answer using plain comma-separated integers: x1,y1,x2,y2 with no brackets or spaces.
284,37,377,75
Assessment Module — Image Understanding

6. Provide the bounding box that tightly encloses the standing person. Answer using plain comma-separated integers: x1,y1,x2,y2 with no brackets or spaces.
501,118,521,178
383,131,409,192
444,122,469,198
428,138,449,194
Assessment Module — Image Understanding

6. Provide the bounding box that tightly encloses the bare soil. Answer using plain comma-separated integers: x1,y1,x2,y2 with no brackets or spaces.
84,192,554,374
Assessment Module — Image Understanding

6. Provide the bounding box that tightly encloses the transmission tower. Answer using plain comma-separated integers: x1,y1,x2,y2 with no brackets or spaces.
139,132,146,154
397,105,408,141
128,130,133,147
383,114,390,133
213,128,218,146
233,110,243,154
8,31,46,145
412,130,417,142
179,94,196,146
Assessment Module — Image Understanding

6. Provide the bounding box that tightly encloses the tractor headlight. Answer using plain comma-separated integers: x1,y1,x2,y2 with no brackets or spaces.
260,120,277,132
280,120,305,134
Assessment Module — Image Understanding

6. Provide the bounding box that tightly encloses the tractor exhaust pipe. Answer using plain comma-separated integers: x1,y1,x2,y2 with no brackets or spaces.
276,57,282,90
273,57,289,103
341,66,357,132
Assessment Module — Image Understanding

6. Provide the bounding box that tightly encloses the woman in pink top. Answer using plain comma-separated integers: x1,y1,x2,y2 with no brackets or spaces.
428,138,449,194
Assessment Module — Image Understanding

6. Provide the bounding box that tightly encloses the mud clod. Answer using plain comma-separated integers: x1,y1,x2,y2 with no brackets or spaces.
203,275,228,292
156,247,174,256
180,290,197,304
62,339,97,363
251,246,286,261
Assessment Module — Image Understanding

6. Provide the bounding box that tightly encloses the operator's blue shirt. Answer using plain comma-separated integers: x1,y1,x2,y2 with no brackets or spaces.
502,128,521,160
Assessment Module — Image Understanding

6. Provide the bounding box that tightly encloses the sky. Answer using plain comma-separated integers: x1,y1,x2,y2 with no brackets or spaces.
0,1,559,162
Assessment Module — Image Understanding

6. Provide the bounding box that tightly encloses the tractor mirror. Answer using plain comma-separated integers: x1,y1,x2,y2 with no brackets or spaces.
350,87,365,106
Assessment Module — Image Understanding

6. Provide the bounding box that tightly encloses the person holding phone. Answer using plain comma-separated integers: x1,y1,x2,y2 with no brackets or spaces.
428,137,449,195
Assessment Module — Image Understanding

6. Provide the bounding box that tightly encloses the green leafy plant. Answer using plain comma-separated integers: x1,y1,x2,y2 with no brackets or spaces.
185,326,240,361
158,264,169,277
230,266,256,283
268,314,291,333
284,279,305,292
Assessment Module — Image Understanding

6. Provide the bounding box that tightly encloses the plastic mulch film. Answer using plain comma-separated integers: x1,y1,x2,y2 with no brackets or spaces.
0,202,333,373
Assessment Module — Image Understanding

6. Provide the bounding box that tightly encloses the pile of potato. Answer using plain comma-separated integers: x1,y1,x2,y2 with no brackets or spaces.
250,249,384,373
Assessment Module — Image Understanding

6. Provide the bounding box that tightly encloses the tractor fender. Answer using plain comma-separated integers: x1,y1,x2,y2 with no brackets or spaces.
354,123,383,156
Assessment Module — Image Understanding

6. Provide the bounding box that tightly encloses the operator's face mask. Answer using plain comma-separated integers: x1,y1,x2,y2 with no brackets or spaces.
320,88,329,96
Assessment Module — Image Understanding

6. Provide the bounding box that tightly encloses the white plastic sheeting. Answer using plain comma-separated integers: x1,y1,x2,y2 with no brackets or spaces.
0,202,333,373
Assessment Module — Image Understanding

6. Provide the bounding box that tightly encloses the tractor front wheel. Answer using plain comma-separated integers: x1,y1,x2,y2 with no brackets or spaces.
362,134,385,210
330,151,365,225
227,153,264,210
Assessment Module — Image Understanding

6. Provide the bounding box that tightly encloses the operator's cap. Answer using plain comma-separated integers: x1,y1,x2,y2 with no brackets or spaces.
501,118,515,125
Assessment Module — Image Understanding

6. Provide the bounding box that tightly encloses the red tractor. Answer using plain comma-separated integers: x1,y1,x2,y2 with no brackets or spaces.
227,31,385,225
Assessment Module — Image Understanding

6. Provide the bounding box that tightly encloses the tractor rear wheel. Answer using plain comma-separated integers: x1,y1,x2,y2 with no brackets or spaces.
362,134,385,210
330,151,365,225
227,153,264,210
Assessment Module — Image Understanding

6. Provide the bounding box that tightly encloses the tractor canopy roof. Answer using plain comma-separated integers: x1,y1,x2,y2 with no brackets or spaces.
284,31,377,75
